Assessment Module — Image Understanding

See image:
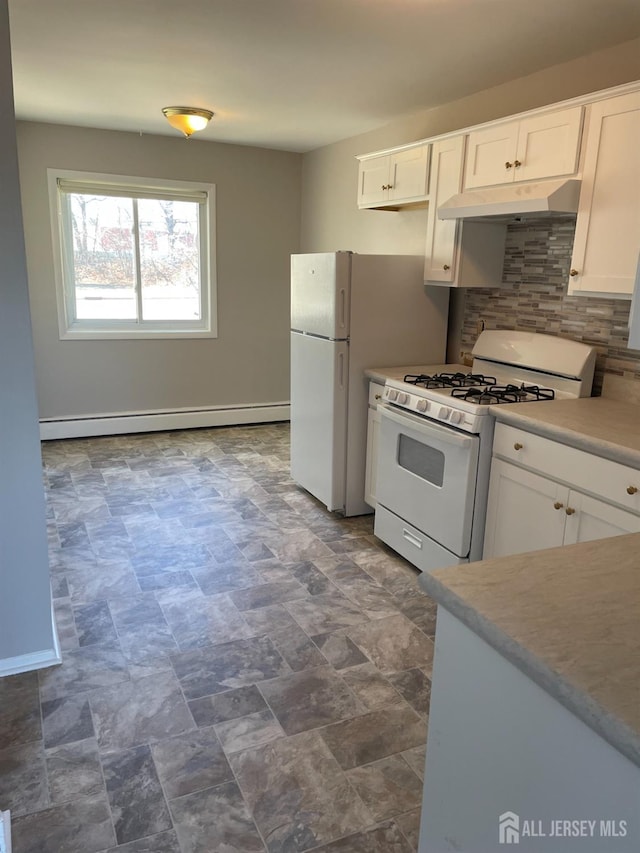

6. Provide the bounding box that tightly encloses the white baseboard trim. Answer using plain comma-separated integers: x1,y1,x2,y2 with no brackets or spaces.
40,403,290,440
0,602,62,678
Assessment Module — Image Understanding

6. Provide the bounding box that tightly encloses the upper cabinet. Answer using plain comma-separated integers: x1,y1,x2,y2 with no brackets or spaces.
424,134,506,287
463,105,583,189
568,91,640,298
357,143,430,209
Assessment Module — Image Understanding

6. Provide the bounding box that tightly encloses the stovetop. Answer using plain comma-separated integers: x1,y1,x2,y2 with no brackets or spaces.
383,371,562,434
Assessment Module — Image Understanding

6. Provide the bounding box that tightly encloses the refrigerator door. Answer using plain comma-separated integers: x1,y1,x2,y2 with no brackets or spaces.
290,331,348,512
291,252,351,339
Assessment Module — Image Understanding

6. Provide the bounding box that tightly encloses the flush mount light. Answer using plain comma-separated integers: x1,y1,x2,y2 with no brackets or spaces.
162,106,214,138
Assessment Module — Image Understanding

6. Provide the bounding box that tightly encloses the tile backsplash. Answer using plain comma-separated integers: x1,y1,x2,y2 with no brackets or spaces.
459,219,640,396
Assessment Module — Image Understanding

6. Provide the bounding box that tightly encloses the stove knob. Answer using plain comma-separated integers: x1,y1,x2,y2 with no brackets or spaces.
439,406,451,420
397,392,409,404
450,411,463,425
416,399,429,412
387,389,398,401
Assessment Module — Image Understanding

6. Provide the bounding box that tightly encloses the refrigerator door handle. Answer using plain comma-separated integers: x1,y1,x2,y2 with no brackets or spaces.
338,352,345,388
339,288,346,331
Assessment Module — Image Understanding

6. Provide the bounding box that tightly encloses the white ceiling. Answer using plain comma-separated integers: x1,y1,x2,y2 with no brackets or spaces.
8,0,640,153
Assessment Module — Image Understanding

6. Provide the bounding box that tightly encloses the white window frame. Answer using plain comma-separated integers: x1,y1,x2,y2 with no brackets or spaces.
48,169,217,340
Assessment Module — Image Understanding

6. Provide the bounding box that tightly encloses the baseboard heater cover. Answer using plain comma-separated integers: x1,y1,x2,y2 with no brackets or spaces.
40,403,290,440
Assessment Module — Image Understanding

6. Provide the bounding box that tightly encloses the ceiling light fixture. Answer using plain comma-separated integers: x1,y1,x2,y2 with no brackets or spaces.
162,106,214,138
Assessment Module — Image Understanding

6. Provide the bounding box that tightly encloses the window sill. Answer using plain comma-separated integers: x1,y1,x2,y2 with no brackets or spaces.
59,327,217,341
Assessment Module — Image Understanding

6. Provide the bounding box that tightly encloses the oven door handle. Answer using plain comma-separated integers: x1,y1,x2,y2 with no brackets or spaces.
379,403,475,448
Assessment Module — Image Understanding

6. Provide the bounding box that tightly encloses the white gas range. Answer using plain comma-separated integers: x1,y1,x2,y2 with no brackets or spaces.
374,330,597,573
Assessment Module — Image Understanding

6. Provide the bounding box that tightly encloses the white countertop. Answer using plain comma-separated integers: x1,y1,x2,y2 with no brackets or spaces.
492,396,640,469
420,533,640,768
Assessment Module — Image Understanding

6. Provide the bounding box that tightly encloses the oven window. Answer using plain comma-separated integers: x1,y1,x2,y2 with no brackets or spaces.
397,434,445,486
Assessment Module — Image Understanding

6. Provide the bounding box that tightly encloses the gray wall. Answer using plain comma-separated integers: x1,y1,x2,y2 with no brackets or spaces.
18,123,302,419
0,0,56,665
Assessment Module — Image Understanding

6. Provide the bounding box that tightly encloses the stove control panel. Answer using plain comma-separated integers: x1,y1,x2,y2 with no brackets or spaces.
382,382,490,434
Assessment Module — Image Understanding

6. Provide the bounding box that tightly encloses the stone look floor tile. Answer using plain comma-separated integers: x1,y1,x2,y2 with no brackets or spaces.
319,704,428,770
310,820,414,852
170,635,290,700
169,780,265,853
89,670,194,752
104,829,182,852
215,708,285,754
339,663,405,710
345,755,423,821
345,614,435,674
259,665,365,736
0,739,48,816
396,807,422,850
229,730,373,853
41,692,95,748
284,590,371,635
45,737,104,803
151,727,233,799
188,684,268,727
102,744,172,845
11,793,117,853
9,425,441,853
0,671,41,749
388,668,432,716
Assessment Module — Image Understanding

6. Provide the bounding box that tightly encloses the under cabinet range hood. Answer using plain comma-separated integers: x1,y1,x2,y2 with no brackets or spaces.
438,178,581,221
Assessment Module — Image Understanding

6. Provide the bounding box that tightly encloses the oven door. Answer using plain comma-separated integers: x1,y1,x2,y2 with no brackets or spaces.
376,403,480,557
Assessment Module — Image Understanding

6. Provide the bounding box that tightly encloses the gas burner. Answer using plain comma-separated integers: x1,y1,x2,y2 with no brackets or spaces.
404,372,497,389
451,383,556,404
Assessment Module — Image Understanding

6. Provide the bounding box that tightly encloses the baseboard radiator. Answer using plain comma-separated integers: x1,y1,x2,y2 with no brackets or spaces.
40,402,290,441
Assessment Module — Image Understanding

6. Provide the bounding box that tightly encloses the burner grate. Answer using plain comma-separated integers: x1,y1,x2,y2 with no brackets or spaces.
404,372,497,389
451,383,556,404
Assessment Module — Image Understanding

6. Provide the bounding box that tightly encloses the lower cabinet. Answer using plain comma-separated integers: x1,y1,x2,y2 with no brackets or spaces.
484,425,640,559
364,381,383,508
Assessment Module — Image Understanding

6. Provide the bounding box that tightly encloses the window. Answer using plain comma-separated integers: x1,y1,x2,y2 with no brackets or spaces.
48,170,216,339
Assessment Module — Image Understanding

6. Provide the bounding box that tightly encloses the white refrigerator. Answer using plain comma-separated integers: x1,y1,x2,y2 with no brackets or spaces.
290,251,449,516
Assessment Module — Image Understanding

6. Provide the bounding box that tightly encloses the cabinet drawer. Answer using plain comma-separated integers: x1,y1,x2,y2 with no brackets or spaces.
493,423,640,514
368,381,384,407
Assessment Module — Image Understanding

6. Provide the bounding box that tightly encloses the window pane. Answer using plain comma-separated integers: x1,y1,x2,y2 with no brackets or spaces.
69,194,137,320
138,198,201,321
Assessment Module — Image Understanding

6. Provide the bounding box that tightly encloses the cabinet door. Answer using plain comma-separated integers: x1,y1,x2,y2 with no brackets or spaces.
364,407,381,508
463,121,519,189
563,491,640,545
483,460,567,559
424,136,464,282
514,106,583,183
388,145,430,204
569,92,640,297
357,155,390,207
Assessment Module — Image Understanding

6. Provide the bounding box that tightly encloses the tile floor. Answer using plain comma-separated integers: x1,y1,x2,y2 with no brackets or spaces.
0,423,438,852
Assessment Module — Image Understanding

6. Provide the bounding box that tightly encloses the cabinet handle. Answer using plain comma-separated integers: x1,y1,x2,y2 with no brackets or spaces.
375,394,382,400
565,507,576,515
569,269,579,277
627,485,638,495
513,442,523,450
505,161,513,169
553,501,564,510
514,159,522,168
443,264,450,271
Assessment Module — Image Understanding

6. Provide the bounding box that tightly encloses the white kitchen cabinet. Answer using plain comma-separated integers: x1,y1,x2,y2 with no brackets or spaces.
464,105,583,189
357,144,430,209
483,422,640,559
364,381,384,507
424,134,507,287
568,91,640,298
483,460,567,558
